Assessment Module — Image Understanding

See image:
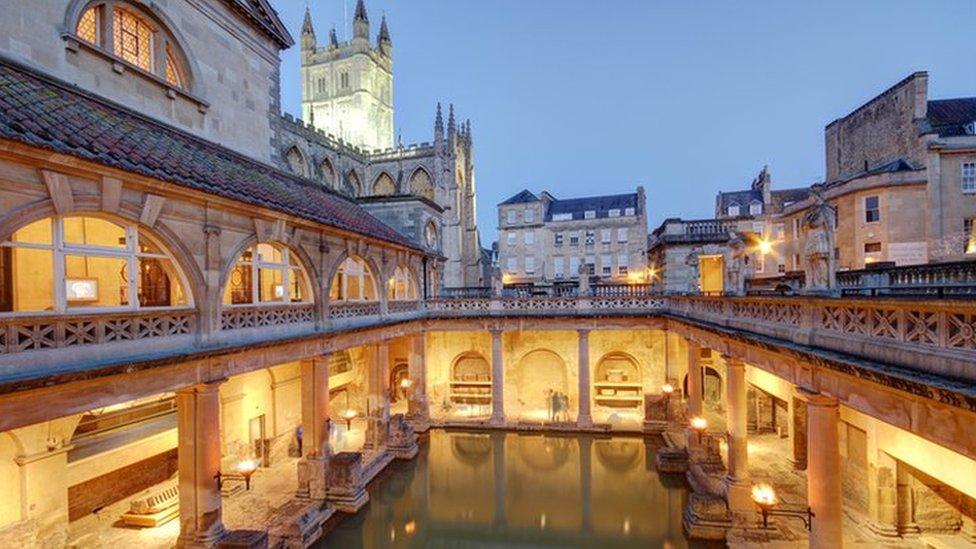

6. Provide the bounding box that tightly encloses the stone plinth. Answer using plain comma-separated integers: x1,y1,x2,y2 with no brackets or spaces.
267,500,332,549
656,446,689,474
406,394,430,433
296,456,329,501
682,493,732,540
326,452,369,514
388,413,419,460
643,394,668,434
216,530,268,549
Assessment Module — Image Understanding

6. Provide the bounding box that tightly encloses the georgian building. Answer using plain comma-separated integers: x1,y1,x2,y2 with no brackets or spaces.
497,187,648,285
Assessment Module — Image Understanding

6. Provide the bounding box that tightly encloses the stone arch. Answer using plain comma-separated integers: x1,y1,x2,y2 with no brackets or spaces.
219,236,319,309
595,352,641,384
387,263,420,301
424,219,440,251
0,208,202,312
372,172,396,196
389,361,409,402
682,366,723,407
320,157,336,189
346,170,362,196
515,349,569,421
326,251,380,302
451,351,490,382
64,0,202,94
285,146,309,178
408,167,434,201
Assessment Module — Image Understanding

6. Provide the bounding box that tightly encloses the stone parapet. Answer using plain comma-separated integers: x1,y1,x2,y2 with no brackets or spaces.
325,452,369,514
267,500,333,549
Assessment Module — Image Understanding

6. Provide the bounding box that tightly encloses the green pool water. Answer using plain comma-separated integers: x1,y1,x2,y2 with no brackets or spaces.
319,430,719,548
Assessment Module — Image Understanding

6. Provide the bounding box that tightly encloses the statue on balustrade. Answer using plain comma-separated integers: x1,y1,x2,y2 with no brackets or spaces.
684,246,702,294
726,233,753,297
491,265,503,297
802,184,838,295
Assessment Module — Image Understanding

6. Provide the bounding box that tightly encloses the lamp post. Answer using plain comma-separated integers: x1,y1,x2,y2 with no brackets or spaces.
751,482,814,530
661,383,674,421
236,459,258,491
689,416,708,444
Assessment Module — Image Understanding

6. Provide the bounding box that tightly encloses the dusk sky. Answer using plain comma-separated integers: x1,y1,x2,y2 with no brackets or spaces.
278,1,976,242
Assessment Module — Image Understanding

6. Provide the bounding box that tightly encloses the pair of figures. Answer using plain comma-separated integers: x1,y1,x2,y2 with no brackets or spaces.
547,389,570,422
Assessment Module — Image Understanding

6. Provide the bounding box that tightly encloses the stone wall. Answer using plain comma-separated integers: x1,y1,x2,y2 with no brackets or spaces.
67,448,178,522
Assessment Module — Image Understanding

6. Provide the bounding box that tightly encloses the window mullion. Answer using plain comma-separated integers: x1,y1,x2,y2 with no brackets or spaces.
53,219,66,314
252,261,259,305
100,2,116,51
127,226,138,309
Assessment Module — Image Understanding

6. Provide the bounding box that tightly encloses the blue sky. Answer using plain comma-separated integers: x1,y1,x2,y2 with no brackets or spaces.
278,1,976,243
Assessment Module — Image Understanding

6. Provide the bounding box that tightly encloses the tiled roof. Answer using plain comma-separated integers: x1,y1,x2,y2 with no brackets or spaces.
499,189,540,205
0,59,417,250
927,98,976,137
223,0,294,48
771,187,811,208
545,192,640,221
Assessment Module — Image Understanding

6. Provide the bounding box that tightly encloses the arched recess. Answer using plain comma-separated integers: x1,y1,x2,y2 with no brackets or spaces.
320,158,336,189
593,352,642,409
516,349,569,421
220,240,315,307
327,254,378,302
408,168,434,201
372,172,396,196
452,351,490,382
424,220,440,251
682,366,723,406
0,213,197,313
389,361,409,402
386,264,419,301
65,0,199,92
346,170,362,196
285,146,309,178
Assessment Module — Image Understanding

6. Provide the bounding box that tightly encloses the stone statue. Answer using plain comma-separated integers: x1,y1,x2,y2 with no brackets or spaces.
802,184,837,294
726,233,751,296
577,258,590,296
490,265,503,297
684,247,702,294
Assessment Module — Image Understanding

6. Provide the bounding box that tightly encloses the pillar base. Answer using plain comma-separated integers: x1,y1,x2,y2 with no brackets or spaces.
656,445,689,474
216,530,268,549
388,414,419,460
682,493,732,540
489,415,505,427
864,520,900,538
177,526,228,549
326,452,369,514
296,456,329,501
268,499,333,549
723,476,754,525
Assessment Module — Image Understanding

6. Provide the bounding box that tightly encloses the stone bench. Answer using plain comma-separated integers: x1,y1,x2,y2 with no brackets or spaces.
120,484,179,527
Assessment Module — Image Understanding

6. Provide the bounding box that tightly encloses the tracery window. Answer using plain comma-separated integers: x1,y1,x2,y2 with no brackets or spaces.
387,266,417,301
74,3,189,90
0,216,189,313
222,244,310,306
329,256,377,302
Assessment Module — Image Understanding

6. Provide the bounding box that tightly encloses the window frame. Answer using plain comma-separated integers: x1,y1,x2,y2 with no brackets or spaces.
962,162,976,194
864,195,881,224
226,243,312,307
329,256,376,303
0,215,192,316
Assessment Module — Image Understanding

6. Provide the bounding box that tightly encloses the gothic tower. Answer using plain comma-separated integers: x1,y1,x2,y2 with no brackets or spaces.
300,2,393,151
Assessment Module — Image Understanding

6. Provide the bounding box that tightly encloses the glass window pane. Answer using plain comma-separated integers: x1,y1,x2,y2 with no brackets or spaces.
64,254,129,308
289,268,307,302
138,230,165,254
138,258,186,307
3,247,54,312
256,243,283,265
76,7,98,45
11,219,52,245
258,267,284,302
224,263,253,305
363,272,376,301
64,217,127,249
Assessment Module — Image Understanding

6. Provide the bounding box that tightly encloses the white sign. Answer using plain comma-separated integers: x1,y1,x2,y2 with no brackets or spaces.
887,242,928,266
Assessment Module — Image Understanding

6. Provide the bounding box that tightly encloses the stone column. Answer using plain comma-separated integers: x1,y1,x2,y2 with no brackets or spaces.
895,462,920,535
577,329,592,427
297,356,330,500
366,341,391,451
685,340,703,454
176,381,226,548
806,392,843,549
407,333,430,432
490,329,505,425
868,451,899,537
723,356,751,523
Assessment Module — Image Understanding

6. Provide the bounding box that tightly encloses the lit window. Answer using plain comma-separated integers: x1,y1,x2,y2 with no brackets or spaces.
965,218,975,254
387,266,417,301
865,196,880,223
225,243,311,305
0,216,188,313
727,204,740,217
77,7,99,45
328,256,376,302
114,7,154,72
963,162,976,193
164,45,183,87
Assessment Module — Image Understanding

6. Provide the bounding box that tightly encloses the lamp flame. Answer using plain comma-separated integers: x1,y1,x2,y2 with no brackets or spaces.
751,483,778,508
690,416,708,431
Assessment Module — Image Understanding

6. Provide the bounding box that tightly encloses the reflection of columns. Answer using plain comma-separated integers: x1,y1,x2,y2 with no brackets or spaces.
685,340,703,454
722,356,750,522
490,330,505,425
579,436,593,532
806,392,842,549
577,329,592,427
176,381,226,548
297,356,330,500
407,333,430,430
366,341,391,450
492,432,506,528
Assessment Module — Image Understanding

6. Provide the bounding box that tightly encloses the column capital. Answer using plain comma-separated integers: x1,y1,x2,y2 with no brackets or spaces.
176,379,225,395
721,355,746,368
799,388,838,408
489,328,504,337
577,328,591,337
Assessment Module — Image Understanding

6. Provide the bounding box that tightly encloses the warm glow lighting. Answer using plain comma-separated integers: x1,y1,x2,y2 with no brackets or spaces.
400,378,413,389
751,483,778,508
404,520,416,535
758,239,773,255
342,408,358,430
502,273,515,284
661,383,674,395
690,416,708,432
236,459,258,475
626,271,645,284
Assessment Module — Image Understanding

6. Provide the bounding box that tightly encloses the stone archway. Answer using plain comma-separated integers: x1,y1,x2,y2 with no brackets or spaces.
515,350,569,422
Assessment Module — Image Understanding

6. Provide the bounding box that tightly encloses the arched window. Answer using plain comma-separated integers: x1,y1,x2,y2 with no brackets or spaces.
285,147,308,178
73,2,190,89
373,173,396,196
347,170,362,196
222,243,310,306
386,266,417,301
409,168,434,201
329,256,377,302
0,216,189,313
320,158,336,189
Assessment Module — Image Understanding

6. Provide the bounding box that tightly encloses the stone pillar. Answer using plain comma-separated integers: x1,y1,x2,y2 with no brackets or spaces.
176,382,226,548
685,340,703,454
365,341,391,451
297,357,330,500
406,333,430,432
490,329,505,425
577,329,592,427
723,356,751,523
791,395,808,470
579,436,593,532
895,462,920,535
868,451,899,537
806,392,843,549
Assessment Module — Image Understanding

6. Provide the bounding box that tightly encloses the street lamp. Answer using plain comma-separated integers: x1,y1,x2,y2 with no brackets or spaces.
689,416,708,444
342,408,358,431
236,459,258,491
758,238,773,256
751,482,814,530
661,383,674,421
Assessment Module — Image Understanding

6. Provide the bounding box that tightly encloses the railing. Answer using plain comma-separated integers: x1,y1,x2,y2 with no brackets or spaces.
684,220,734,236
746,273,805,296
0,309,195,354
837,260,976,298
388,300,422,314
440,287,492,299
427,294,667,316
592,283,655,297
220,304,315,330
329,301,381,320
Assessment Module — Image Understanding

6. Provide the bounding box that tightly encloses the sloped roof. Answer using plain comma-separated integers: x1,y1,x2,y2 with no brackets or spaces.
499,189,540,205
545,192,640,221
222,0,294,48
771,187,811,208
927,98,976,137
0,59,417,250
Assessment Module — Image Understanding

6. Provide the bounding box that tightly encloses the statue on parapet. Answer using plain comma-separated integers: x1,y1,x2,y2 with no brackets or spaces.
802,184,838,295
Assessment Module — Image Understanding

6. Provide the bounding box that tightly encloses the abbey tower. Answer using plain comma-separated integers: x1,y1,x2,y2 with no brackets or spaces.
300,0,393,151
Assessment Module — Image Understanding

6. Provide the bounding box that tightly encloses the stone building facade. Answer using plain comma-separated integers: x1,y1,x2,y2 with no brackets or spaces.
497,188,648,285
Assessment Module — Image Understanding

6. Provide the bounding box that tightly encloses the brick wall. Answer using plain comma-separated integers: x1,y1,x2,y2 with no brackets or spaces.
67,449,178,522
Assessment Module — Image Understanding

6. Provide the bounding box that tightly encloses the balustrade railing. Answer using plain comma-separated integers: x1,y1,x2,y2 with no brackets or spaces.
837,260,976,298
388,300,422,314
440,287,492,299
221,304,315,330
0,309,196,354
329,301,381,320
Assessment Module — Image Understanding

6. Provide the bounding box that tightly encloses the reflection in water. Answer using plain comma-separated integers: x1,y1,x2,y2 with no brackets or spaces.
321,430,716,548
